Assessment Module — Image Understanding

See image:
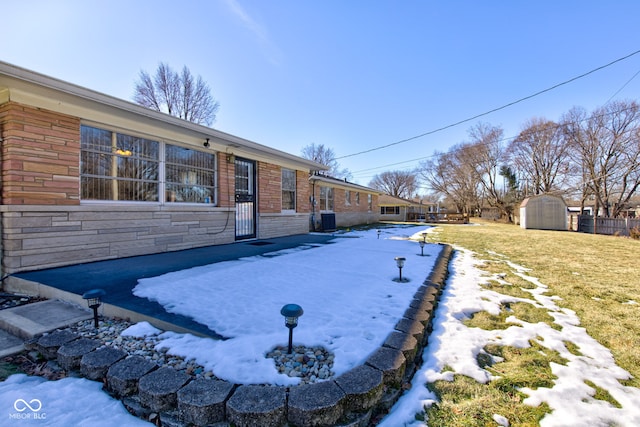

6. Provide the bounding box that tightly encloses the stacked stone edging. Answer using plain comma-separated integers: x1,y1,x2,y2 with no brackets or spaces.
25,243,453,426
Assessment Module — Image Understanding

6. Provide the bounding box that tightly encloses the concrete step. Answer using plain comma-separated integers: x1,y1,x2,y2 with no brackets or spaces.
0,299,92,358
0,300,92,340
0,329,24,358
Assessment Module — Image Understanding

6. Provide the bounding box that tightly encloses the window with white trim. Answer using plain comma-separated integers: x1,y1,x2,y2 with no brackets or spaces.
368,194,373,211
319,186,334,211
282,168,296,211
345,190,351,206
381,206,400,215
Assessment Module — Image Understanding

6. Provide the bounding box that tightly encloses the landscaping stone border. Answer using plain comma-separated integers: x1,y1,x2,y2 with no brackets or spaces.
25,244,453,426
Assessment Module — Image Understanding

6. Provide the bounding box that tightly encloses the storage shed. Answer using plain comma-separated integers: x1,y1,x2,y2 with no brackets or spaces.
519,194,568,230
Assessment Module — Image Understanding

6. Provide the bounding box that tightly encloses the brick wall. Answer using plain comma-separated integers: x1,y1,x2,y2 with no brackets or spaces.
311,183,380,228
258,161,281,213
0,102,80,205
296,170,310,214
217,156,233,208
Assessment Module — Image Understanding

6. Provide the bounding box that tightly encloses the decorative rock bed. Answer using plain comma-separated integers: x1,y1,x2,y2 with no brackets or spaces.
266,345,335,383
24,244,453,426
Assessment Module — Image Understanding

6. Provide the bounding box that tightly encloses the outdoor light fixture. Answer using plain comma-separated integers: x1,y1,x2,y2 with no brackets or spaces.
203,138,210,148
114,148,132,156
280,304,304,354
394,257,406,282
377,229,381,239
82,289,106,328
421,232,427,242
419,240,425,256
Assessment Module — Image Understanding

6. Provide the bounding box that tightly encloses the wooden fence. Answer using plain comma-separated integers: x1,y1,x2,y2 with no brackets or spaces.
407,212,469,224
576,215,640,236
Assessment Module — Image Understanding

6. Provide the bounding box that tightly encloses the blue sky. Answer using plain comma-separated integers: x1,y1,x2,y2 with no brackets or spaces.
3,1,640,187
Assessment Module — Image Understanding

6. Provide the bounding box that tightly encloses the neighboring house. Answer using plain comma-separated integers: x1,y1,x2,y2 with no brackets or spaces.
378,194,412,222
0,62,327,275
308,175,381,230
567,206,594,216
378,195,440,222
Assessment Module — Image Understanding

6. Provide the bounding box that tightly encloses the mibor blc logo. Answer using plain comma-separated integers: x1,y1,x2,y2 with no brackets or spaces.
10,398,46,420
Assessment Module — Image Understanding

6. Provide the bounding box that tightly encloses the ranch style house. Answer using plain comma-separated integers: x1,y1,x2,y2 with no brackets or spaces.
0,62,331,276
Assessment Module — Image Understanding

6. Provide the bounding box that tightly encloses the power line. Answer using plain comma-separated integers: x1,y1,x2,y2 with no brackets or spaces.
605,68,640,104
351,103,640,179
336,48,640,160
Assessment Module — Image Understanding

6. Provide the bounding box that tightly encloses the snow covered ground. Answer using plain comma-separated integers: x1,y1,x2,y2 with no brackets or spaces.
381,243,640,427
131,225,440,384
2,224,639,426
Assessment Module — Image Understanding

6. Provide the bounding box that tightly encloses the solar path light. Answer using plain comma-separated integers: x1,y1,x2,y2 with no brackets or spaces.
281,304,304,354
82,289,106,328
377,229,381,239
394,257,406,282
419,240,426,256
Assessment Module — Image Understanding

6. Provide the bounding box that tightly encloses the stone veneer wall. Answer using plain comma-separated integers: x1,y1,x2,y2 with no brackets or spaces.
27,244,453,427
0,205,236,273
334,211,379,228
258,213,310,239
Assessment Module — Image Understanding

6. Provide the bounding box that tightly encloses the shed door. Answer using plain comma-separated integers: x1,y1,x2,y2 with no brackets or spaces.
235,158,256,240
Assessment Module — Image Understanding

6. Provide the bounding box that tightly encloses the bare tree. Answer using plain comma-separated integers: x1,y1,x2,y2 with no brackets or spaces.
419,143,483,215
369,170,418,199
561,100,640,217
465,123,513,219
301,143,351,179
134,63,220,126
508,117,571,195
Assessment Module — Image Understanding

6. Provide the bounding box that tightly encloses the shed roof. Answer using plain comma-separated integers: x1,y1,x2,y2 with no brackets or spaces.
520,193,567,208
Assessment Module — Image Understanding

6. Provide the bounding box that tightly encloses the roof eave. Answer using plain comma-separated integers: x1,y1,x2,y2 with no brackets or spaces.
0,61,328,172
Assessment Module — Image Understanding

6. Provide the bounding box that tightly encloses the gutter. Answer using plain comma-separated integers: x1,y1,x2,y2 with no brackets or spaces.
0,61,328,173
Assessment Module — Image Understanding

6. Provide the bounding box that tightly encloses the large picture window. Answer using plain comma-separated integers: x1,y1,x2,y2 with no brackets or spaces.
81,125,215,204
81,126,159,201
282,168,296,211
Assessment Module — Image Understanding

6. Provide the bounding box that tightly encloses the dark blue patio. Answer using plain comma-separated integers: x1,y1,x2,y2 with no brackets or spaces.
14,233,338,338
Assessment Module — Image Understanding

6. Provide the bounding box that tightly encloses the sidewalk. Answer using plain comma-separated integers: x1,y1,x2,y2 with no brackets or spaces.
1,233,338,356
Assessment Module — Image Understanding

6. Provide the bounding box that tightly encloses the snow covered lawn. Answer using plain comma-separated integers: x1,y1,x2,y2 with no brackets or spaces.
0,374,151,426
381,245,640,427
2,224,639,426
132,225,440,384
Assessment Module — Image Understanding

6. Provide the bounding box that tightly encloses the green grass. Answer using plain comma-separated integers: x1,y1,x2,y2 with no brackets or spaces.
464,302,557,331
410,218,640,425
426,341,564,425
584,380,622,408
0,360,24,381
426,219,640,387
